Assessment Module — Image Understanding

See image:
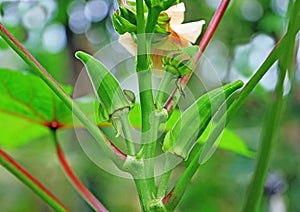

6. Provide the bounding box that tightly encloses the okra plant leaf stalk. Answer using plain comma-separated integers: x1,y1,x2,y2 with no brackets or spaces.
0,23,127,168
0,149,70,212
51,131,108,212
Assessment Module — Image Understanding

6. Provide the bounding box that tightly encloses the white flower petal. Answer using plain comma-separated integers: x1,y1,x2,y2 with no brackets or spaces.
166,2,185,25
119,33,137,55
171,20,206,43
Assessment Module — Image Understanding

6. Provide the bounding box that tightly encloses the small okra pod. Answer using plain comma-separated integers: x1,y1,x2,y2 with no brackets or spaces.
75,51,134,136
162,80,244,160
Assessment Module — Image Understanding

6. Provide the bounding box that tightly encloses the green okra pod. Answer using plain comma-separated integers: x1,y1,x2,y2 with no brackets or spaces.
75,51,135,136
162,80,244,160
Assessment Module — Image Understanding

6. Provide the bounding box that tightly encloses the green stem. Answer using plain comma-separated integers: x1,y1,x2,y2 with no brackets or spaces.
157,170,172,198
0,148,69,212
145,6,161,34
242,60,286,212
51,131,108,212
134,178,152,212
157,155,173,198
243,1,299,210
155,72,174,107
119,112,136,155
0,23,127,168
135,0,156,208
145,5,161,53
162,150,200,210
163,33,288,210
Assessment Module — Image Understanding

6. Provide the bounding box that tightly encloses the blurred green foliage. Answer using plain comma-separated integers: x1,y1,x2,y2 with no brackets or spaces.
0,0,299,211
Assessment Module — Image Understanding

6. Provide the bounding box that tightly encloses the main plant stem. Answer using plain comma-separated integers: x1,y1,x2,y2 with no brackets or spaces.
135,0,156,210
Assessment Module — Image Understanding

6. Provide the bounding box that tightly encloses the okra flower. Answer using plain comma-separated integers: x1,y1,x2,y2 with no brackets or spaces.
116,2,205,74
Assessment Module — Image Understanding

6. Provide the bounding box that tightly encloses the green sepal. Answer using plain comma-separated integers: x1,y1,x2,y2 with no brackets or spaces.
119,6,137,23
162,80,244,160
112,12,137,35
163,46,199,77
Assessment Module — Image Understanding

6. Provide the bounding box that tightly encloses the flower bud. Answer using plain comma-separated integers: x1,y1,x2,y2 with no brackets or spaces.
112,11,137,34
162,45,199,77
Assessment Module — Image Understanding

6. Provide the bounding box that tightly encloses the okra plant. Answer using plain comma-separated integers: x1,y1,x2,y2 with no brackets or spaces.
0,0,299,211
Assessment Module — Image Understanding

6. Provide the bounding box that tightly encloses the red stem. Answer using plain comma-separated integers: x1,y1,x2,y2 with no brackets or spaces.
0,148,70,211
53,132,108,212
195,0,231,63
163,0,231,113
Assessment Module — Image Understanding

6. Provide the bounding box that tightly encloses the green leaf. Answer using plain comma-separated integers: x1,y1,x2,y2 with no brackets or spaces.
0,69,72,147
198,126,255,158
0,113,49,148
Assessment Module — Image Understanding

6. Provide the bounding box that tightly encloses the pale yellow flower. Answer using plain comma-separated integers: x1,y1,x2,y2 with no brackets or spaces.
119,2,205,74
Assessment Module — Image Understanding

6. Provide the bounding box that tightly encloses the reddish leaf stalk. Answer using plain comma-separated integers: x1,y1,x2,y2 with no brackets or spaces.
106,137,128,159
0,148,70,212
194,0,231,63
163,0,231,113
52,132,108,212
162,188,174,204
0,23,127,164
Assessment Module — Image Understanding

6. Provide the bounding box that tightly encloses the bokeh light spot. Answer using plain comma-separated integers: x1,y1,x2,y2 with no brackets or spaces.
22,5,47,29
84,0,108,23
42,23,66,53
241,0,263,22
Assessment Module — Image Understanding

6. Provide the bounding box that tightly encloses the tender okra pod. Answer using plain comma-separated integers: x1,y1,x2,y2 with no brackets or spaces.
162,80,244,160
75,51,135,136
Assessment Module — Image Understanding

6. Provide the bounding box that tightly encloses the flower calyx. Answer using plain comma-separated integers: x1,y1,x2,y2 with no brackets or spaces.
162,45,199,78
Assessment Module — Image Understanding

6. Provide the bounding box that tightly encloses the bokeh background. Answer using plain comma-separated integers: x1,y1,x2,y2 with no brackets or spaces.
0,0,299,211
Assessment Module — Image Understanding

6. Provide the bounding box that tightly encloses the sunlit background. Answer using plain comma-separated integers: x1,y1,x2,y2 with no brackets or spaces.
0,0,299,211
